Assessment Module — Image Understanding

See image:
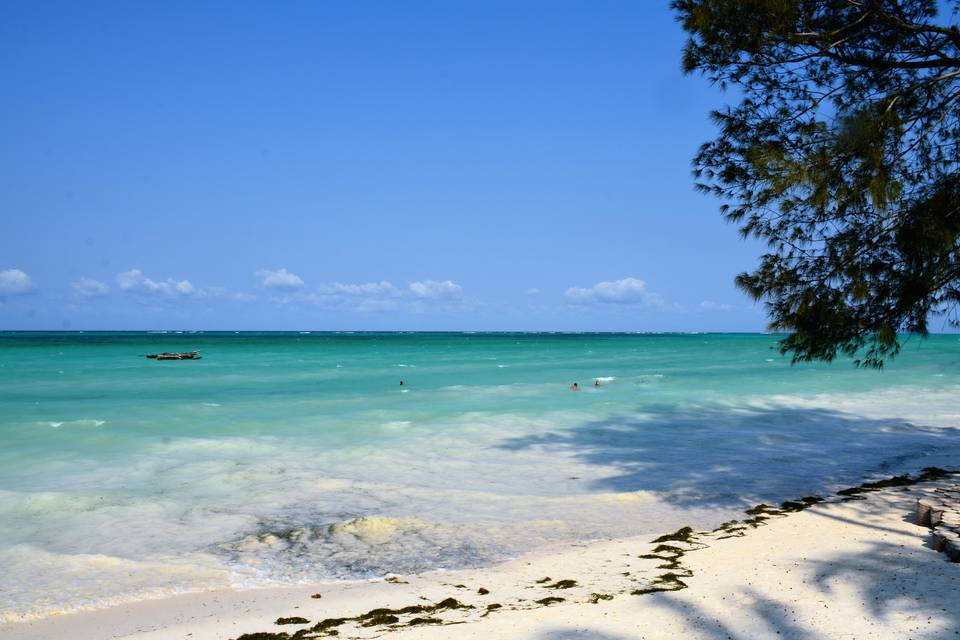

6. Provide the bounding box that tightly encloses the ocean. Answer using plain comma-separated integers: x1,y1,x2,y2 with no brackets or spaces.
1,331,958,621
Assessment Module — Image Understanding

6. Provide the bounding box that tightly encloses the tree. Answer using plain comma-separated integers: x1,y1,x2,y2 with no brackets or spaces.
673,0,960,367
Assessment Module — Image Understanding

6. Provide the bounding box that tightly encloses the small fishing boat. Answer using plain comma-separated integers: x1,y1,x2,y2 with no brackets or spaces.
146,351,201,360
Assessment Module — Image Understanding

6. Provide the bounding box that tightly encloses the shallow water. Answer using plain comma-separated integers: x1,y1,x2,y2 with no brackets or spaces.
1,331,958,621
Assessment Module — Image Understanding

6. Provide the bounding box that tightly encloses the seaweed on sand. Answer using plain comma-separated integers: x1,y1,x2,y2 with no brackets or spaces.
837,467,953,500
650,526,694,544
544,579,577,589
631,572,689,596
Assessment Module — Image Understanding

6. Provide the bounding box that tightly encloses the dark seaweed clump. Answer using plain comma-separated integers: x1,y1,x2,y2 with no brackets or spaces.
545,579,577,589
837,467,952,500
650,526,693,544
359,613,399,627
275,617,310,626
535,596,565,605
477,587,489,595
631,572,689,596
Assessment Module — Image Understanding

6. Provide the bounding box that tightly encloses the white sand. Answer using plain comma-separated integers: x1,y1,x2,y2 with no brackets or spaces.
3,478,958,640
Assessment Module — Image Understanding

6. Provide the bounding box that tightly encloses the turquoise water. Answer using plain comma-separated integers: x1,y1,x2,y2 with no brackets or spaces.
1,331,959,620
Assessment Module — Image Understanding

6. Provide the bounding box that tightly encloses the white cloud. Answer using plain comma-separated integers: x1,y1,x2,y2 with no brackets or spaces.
287,279,464,311
116,269,196,297
319,281,401,298
72,277,110,297
204,286,256,302
524,288,542,296
565,277,663,307
408,280,463,300
255,268,304,290
293,280,403,311
698,300,735,312
0,269,34,295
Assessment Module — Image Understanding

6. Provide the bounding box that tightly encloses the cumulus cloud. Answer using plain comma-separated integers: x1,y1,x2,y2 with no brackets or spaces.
116,269,196,297
255,268,304,290
0,269,34,295
565,277,663,307
72,277,110,297
408,280,462,300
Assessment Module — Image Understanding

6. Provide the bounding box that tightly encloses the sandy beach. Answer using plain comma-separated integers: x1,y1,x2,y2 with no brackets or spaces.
4,469,957,640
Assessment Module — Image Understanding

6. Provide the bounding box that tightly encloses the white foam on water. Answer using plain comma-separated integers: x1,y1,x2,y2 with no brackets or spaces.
44,419,105,428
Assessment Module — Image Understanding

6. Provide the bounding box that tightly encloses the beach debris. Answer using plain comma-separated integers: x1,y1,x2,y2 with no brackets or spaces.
227,468,960,640
651,526,694,544
837,466,950,500
631,572,689,595
310,593,322,599
544,579,577,589
145,351,201,360
275,616,310,625
915,482,960,562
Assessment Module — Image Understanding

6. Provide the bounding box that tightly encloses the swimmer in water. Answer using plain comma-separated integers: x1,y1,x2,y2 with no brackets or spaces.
571,382,579,391
595,379,601,387
400,380,404,386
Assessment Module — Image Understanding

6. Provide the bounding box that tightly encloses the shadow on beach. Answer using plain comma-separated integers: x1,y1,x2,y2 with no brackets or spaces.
498,404,960,508
646,537,959,639
534,513,960,640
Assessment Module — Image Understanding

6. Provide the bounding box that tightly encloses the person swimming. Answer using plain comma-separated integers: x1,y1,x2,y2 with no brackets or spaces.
400,380,404,386
571,382,579,391
595,379,601,387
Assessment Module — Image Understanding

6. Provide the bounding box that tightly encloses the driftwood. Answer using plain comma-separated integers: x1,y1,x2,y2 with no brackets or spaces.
916,485,960,562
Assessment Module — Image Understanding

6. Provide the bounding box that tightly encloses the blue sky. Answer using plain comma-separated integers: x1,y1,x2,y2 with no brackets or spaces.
1,1,768,331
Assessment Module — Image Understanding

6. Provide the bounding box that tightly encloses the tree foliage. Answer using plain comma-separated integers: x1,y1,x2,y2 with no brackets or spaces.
673,0,960,366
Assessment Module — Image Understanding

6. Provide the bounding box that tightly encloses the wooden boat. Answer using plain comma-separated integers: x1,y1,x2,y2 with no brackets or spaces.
146,351,201,360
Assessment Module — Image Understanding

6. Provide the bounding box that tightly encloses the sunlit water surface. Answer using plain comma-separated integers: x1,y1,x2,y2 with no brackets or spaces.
1,331,959,621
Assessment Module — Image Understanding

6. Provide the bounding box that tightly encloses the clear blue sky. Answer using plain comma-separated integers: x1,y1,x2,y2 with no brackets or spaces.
0,0,768,331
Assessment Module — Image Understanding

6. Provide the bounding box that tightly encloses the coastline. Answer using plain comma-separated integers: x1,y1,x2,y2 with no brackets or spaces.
4,467,958,640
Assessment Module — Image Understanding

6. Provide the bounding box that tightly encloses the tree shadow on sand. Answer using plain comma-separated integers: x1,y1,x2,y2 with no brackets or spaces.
637,533,960,639
534,631,636,640
498,404,960,508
